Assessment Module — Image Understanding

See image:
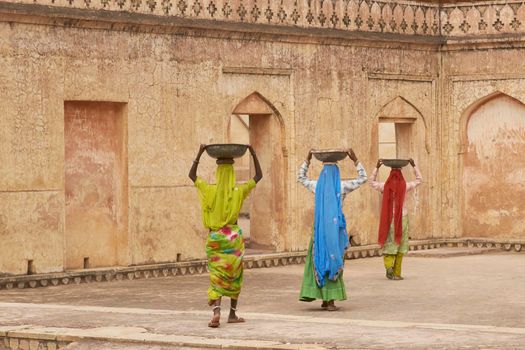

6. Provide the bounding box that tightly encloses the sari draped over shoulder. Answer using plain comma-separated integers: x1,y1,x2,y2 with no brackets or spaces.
194,164,256,301
312,164,348,288
195,165,255,231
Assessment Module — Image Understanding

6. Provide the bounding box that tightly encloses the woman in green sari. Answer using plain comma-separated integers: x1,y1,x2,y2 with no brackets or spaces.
298,149,367,311
189,144,262,328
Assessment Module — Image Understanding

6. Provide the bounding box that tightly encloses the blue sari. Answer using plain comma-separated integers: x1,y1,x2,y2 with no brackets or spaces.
312,164,348,288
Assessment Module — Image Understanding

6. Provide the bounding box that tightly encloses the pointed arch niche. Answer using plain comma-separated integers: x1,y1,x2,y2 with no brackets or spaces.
373,96,430,240
227,92,287,253
460,92,525,238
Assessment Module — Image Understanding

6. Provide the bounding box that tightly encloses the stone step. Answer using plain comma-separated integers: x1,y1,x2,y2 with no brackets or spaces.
407,247,501,258
1,326,326,350
63,340,201,349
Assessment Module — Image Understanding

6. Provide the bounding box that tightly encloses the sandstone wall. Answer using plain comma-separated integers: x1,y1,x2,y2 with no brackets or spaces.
1,0,524,275
441,47,525,238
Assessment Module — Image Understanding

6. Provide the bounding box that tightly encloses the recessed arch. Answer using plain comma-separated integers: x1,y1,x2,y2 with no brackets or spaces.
459,91,525,153
377,96,423,120
230,92,287,156
461,92,525,237
375,95,430,154
232,92,273,115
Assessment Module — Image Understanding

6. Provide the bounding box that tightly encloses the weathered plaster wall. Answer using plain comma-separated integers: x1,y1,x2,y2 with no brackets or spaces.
0,19,438,274
64,101,128,269
441,47,525,238
0,192,63,275
1,0,525,275
463,95,525,237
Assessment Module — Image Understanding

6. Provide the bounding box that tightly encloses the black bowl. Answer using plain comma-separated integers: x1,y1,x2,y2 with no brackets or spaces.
312,149,348,162
205,144,248,159
382,159,410,168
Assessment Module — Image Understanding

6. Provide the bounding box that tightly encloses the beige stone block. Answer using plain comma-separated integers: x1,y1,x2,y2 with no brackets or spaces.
7,333,54,341
19,339,29,350
378,123,396,143
46,342,57,350
0,191,64,275
56,341,69,348
9,338,19,350
129,187,207,264
29,340,40,350
378,143,397,160
0,55,64,192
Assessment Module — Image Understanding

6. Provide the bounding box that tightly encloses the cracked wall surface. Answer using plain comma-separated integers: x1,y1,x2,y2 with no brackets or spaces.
1,1,525,274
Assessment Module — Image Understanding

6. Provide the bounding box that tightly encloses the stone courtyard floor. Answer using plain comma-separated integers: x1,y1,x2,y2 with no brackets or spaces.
1,250,525,349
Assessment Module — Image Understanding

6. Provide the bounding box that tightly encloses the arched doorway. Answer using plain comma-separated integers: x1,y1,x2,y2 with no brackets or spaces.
228,92,286,253
374,96,430,240
461,93,525,237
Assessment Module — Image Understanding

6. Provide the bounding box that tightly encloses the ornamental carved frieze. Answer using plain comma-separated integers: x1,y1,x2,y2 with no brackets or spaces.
4,0,525,38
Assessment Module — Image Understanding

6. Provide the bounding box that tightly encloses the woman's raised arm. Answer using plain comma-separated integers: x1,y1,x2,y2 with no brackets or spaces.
188,144,206,183
248,145,263,183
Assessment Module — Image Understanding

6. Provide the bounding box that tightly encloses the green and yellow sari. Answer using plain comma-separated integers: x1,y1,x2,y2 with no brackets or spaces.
195,164,256,302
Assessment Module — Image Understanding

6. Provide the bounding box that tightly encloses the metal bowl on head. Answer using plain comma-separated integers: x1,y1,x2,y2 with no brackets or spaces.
205,144,249,160
382,159,410,168
312,149,348,163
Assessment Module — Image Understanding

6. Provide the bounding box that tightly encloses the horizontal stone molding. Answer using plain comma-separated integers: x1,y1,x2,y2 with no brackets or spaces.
1,0,525,41
223,66,294,76
0,330,300,350
1,335,68,350
0,237,523,290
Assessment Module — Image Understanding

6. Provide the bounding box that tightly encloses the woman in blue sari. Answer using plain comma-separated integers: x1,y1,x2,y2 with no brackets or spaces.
298,149,367,311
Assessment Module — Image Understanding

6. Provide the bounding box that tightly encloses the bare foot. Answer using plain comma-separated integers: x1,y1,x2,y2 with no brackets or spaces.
227,315,245,323
321,301,328,309
327,300,339,312
208,313,220,328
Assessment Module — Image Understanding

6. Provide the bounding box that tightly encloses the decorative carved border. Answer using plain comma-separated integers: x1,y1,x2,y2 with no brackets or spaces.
2,0,524,39
441,0,525,37
0,238,522,290
3,0,441,36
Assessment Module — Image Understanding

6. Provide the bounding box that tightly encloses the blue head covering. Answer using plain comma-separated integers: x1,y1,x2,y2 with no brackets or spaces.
313,164,348,288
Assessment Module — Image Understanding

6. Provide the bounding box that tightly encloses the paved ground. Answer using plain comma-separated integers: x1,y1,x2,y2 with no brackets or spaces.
1,251,525,349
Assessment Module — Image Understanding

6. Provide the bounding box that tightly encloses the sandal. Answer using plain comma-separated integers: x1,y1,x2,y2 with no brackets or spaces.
393,276,404,280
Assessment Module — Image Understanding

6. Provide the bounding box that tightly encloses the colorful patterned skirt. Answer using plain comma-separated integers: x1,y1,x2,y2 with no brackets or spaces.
205,224,245,302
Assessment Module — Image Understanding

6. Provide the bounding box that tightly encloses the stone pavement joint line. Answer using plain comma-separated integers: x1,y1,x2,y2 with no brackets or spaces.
2,303,525,336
